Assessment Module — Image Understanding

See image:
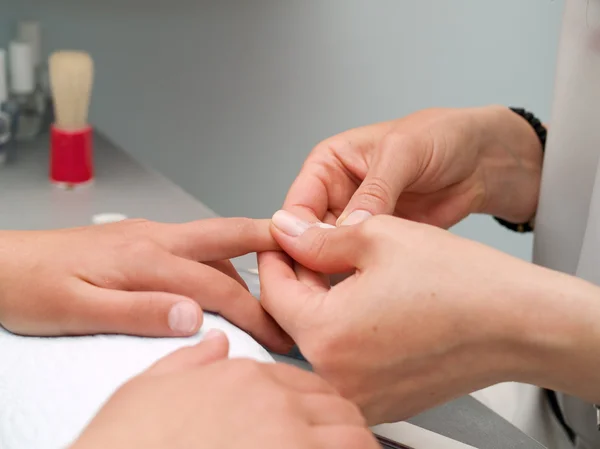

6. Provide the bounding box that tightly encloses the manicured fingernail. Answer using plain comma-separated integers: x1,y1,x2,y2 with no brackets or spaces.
168,302,199,334
204,329,226,341
317,222,336,229
272,210,312,236
341,210,372,226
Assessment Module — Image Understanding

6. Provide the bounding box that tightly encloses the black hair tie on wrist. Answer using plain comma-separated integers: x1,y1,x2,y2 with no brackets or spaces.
493,107,547,233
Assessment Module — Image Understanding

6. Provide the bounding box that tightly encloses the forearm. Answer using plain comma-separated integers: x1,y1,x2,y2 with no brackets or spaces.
474,105,544,223
506,267,600,404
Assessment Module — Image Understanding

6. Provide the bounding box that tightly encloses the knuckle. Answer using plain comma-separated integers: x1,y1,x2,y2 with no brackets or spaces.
301,229,329,261
380,129,421,155
357,177,393,208
308,138,337,159
121,218,155,232
119,236,161,258
354,215,389,241
354,215,402,254
379,131,415,161
230,217,258,237
379,129,431,180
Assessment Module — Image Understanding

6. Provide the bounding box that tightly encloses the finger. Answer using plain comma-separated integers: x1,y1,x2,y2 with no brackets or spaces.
283,123,392,222
145,329,230,376
115,251,291,352
66,288,203,337
161,256,292,353
155,218,280,262
204,260,249,291
312,426,379,449
267,363,338,395
283,165,332,223
258,251,318,338
323,211,339,226
270,210,366,273
300,394,366,427
294,263,330,292
337,132,428,226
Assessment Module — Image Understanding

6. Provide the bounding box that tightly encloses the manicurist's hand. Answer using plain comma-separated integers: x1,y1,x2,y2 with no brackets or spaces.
285,106,542,228
259,211,600,424
71,330,379,449
0,218,291,352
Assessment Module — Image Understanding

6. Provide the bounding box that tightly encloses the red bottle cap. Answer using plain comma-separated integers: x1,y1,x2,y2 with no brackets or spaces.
50,125,93,186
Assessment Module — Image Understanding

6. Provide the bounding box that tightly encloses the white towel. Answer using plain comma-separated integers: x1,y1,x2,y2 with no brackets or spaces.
0,313,273,449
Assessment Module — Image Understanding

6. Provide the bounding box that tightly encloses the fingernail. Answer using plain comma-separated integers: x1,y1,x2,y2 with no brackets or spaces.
168,302,199,334
272,210,312,236
204,329,225,341
316,222,336,229
341,210,372,226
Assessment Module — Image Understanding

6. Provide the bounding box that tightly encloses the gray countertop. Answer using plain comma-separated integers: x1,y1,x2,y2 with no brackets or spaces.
0,133,546,449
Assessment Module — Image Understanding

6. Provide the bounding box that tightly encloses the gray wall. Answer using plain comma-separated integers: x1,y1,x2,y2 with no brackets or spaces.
0,1,20,55
5,0,565,260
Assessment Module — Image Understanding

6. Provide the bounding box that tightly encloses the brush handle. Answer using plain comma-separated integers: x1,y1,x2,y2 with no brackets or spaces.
50,125,93,185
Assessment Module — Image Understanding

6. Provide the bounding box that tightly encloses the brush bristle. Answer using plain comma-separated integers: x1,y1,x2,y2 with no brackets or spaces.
49,51,94,131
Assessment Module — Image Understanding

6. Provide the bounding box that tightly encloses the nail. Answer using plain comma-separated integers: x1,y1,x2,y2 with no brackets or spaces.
341,210,372,226
316,222,336,229
272,210,312,236
168,302,199,334
204,329,226,341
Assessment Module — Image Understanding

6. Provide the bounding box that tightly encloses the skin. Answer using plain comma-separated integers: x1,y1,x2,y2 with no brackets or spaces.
71,330,379,449
257,105,597,425
260,212,600,425
283,105,543,228
0,217,292,353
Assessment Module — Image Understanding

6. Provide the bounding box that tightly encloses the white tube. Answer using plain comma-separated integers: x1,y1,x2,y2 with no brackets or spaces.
9,41,34,95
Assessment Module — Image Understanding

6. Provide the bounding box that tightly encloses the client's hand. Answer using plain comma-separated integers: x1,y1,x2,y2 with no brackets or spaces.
0,218,291,352
72,331,378,449
259,211,561,423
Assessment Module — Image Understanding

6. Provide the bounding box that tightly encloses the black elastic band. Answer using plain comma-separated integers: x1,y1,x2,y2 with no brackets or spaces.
493,107,547,233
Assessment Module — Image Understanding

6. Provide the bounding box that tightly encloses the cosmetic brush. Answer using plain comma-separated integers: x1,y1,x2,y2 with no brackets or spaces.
48,50,94,187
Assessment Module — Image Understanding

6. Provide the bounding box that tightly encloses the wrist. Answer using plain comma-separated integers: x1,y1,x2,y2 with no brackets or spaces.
493,266,600,403
472,105,544,223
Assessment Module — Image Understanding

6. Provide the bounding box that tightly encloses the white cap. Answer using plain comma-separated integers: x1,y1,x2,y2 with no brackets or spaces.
17,21,41,67
0,50,7,104
9,41,34,95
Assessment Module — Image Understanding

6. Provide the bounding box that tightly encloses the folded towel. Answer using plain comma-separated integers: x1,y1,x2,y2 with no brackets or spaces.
0,313,273,449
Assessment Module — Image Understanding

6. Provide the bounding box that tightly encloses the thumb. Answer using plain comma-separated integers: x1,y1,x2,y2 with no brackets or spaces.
270,210,368,273
337,133,423,226
145,329,230,376
68,288,204,338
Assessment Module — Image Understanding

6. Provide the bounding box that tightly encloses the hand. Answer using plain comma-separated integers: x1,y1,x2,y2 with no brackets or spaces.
284,106,542,229
259,211,570,424
0,218,291,352
72,330,379,449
